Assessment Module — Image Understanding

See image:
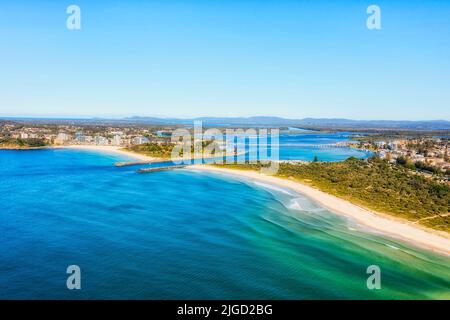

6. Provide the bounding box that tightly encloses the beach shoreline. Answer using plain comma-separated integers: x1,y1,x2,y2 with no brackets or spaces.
19,146,449,256
55,145,242,164
55,145,162,162
186,165,450,256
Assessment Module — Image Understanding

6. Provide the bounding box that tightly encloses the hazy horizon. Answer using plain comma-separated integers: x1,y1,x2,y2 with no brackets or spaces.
1,113,450,122
1,1,450,120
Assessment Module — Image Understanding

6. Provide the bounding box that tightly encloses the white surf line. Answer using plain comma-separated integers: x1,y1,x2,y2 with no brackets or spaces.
186,165,450,257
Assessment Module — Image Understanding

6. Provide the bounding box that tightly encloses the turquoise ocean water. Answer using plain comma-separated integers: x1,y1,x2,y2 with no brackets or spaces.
0,146,448,299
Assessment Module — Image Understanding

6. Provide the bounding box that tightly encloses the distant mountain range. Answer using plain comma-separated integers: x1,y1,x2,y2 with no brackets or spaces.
2,116,450,130
124,116,450,130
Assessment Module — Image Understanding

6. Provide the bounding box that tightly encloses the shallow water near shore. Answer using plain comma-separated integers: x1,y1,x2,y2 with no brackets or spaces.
0,149,449,299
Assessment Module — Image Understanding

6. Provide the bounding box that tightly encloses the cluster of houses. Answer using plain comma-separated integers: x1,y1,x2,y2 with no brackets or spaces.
57,131,167,147
375,139,450,172
2,124,173,147
7,127,55,142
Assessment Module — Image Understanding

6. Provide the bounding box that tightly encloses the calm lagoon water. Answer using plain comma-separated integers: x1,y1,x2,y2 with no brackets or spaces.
278,132,370,161
0,149,449,299
240,132,370,162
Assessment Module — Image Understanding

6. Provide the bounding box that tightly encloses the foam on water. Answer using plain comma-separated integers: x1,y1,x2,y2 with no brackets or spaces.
252,181,294,196
288,198,304,211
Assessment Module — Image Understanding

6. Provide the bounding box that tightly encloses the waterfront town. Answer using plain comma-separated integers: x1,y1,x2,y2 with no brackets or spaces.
350,138,450,175
1,120,449,177
0,121,173,147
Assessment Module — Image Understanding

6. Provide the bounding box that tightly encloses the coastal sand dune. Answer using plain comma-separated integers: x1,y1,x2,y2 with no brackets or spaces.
187,165,450,256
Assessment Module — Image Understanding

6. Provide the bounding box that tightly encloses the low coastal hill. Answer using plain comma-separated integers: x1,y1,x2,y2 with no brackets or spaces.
2,117,450,130
0,138,47,149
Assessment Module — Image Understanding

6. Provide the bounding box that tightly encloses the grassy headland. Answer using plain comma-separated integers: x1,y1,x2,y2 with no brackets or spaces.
125,141,222,159
125,142,175,158
0,138,48,149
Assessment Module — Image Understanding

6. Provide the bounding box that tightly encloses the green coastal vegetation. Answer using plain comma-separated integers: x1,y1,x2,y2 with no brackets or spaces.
0,137,47,149
395,155,450,176
125,141,222,159
126,142,175,158
216,157,450,232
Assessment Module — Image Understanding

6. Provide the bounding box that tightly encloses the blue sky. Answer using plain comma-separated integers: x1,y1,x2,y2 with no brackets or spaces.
0,0,449,120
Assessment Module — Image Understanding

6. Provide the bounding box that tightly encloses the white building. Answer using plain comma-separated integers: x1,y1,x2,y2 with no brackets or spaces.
132,136,149,145
54,132,71,144
75,132,84,141
111,134,122,146
94,136,108,145
57,132,71,141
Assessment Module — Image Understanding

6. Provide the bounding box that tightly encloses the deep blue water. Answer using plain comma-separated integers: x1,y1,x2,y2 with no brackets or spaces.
0,149,449,299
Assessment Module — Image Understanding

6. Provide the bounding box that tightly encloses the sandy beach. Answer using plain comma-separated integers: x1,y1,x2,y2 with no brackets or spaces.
187,165,450,256
57,145,161,162
57,145,240,164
